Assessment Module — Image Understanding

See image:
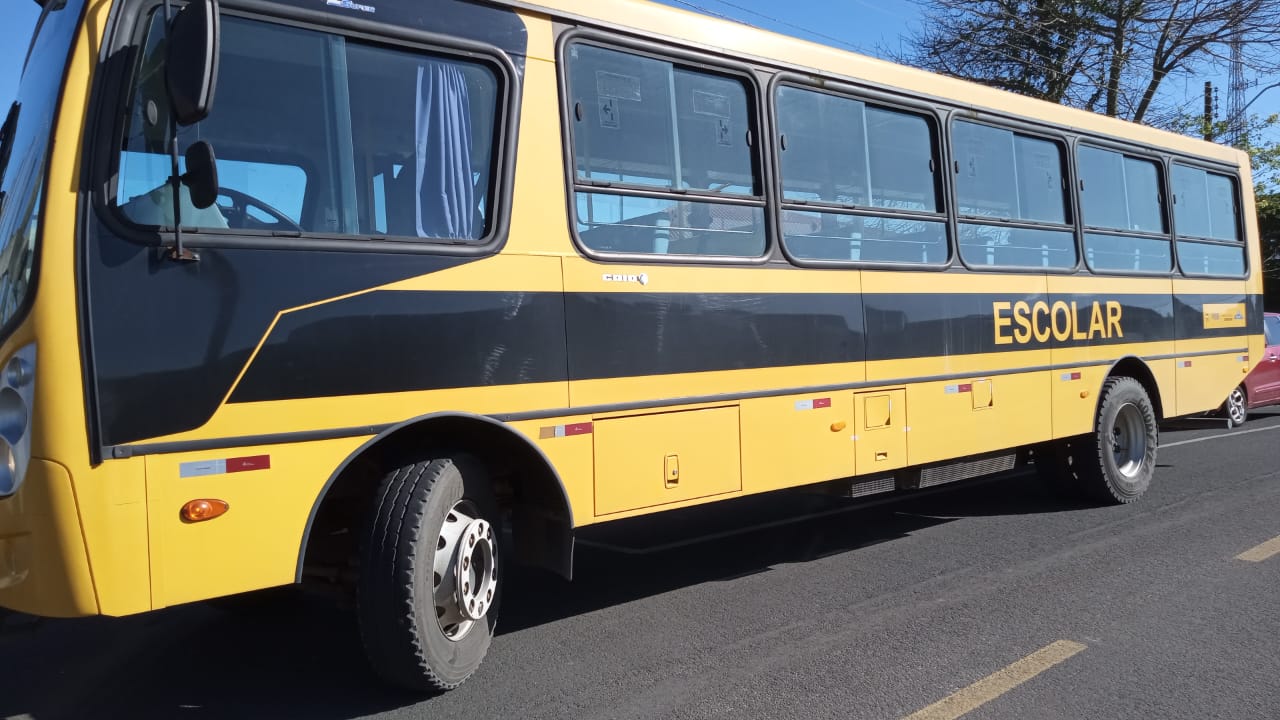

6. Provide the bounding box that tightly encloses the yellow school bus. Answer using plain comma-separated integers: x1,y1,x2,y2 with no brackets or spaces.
0,0,1264,691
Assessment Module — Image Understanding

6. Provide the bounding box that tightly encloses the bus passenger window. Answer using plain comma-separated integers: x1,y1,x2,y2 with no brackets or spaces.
775,85,946,264
1079,146,1171,274
953,120,1075,270
566,43,765,257
1171,164,1244,277
113,12,502,243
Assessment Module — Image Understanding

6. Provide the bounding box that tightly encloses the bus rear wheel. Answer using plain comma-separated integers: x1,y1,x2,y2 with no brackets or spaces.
358,456,500,692
1075,376,1158,504
1038,377,1158,504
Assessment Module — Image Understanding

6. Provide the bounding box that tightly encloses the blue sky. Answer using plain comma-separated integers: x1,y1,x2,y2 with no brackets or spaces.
1,2,42,110
653,0,1279,140
0,0,1275,150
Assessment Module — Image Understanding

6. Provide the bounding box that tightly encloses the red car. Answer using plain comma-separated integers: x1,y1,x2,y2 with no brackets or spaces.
1222,312,1280,425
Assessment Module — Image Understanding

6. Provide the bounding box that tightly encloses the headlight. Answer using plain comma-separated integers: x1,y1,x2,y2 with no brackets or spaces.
0,344,34,498
0,436,15,492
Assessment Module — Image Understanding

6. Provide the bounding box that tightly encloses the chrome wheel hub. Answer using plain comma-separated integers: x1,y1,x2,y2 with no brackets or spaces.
1227,387,1246,426
433,501,497,640
1111,403,1147,478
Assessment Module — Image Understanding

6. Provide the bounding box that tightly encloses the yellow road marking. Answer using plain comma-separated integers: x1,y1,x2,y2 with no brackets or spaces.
903,640,1087,720
1236,535,1280,563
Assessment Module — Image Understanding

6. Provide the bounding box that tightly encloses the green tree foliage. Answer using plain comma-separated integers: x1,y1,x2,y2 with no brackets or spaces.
1230,115,1280,281
1141,112,1279,280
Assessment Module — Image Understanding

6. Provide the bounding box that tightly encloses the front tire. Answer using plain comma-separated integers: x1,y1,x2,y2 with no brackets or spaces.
358,457,500,692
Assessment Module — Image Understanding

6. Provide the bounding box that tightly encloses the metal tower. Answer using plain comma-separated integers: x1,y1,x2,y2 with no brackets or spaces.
1226,1,1247,145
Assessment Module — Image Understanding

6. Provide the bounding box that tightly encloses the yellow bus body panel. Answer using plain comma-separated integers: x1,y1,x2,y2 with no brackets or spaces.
592,406,741,516
144,437,366,608
740,391,855,495
0,460,98,616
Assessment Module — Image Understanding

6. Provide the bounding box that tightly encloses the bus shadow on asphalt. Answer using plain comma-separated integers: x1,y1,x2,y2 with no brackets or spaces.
0,471,1088,720
501,468,1076,634
0,597,413,720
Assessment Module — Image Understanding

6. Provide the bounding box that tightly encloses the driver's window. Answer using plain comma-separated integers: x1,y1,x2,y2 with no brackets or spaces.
114,10,317,231
113,9,501,241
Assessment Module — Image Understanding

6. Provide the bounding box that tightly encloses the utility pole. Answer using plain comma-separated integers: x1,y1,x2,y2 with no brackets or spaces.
1203,81,1214,141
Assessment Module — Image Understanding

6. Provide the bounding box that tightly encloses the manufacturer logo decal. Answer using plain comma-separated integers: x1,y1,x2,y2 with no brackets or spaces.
602,272,649,286
1201,303,1247,329
326,0,376,13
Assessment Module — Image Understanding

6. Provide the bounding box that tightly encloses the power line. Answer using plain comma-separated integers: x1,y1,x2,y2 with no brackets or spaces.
661,0,742,25
665,0,1177,124
696,0,865,53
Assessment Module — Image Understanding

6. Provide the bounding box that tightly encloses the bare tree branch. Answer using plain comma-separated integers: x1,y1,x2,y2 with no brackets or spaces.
892,0,1280,128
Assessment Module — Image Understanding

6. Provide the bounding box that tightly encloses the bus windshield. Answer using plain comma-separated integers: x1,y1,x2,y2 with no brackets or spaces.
0,0,85,330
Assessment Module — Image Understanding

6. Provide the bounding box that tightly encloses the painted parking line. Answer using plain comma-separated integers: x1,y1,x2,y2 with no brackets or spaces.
1236,534,1280,563
903,640,1087,720
1160,423,1280,449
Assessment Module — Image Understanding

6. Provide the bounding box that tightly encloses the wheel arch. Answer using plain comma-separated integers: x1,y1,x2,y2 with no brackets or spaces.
297,411,575,583
1106,356,1165,420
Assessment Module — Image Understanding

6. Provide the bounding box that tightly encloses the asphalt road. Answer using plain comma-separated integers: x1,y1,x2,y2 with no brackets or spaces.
3,408,1280,720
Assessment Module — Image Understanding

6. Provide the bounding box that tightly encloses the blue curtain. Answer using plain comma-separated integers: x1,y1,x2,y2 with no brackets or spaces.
415,60,476,239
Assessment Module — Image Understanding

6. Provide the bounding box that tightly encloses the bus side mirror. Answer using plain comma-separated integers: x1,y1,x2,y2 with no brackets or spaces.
182,140,219,209
165,0,221,126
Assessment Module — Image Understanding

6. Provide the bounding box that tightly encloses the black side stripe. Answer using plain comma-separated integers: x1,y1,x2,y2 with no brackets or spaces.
225,290,1256,404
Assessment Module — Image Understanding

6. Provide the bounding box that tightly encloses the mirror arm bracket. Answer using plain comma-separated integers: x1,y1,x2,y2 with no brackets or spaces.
162,0,199,263
166,133,199,262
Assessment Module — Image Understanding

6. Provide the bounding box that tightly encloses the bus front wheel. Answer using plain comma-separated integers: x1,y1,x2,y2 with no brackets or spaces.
357,456,500,692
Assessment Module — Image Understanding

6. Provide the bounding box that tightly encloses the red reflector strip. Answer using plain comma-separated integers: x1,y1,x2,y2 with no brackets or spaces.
796,398,833,411
957,383,973,393
225,455,271,473
1182,360,1194,368
564,422,594,436
540,423,594,439
1070,372,1082,381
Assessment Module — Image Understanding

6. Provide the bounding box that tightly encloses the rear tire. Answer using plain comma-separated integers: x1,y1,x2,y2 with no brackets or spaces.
1075,377,1158,504
1038,377,1158,504
358,456,500,692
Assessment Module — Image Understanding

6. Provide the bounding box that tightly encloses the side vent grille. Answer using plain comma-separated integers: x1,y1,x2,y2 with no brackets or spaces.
847,474,896,498
917,452,1017,489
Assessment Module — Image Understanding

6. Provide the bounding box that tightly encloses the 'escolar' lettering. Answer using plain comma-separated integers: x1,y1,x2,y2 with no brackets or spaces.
994,300,1123,345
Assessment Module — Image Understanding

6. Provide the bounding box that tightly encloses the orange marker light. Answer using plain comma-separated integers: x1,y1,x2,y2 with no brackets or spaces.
181,499,230,523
